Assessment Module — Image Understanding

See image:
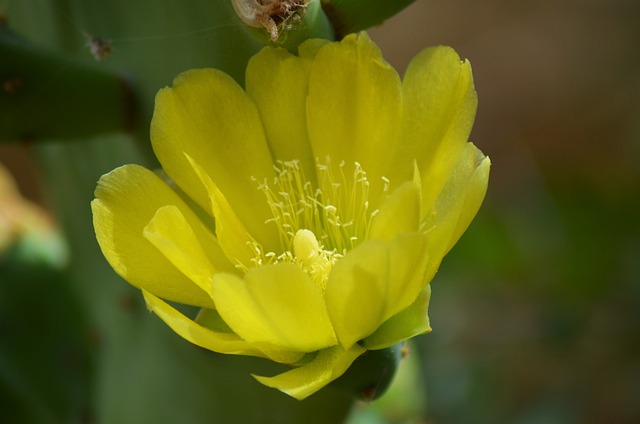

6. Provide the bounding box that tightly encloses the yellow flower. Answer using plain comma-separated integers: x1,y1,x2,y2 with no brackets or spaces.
91,33,490,400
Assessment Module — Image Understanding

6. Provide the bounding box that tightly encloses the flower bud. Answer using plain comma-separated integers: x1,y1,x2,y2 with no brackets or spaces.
330,343,403,401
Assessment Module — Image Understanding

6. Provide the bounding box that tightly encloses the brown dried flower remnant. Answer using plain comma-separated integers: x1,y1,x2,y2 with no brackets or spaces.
232,0,309,42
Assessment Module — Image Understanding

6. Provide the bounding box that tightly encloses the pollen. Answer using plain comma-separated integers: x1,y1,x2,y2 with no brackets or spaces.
250,158,390,286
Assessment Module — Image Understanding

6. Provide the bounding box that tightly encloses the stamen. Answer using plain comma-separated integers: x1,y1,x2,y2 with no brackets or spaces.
251,157,390,285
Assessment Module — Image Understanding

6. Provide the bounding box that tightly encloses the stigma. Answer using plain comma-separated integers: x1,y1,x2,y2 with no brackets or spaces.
293,229,332,289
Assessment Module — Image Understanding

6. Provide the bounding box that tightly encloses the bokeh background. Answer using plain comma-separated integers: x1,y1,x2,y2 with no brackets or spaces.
367,1,640,423
2,0,639,423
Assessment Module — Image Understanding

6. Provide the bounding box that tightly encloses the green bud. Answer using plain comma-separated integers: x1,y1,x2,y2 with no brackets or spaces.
321,0,417,37
0,27,137,141
330,343,404,401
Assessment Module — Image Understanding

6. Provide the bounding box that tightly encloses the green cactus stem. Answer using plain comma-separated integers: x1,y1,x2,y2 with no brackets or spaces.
0,27,136,142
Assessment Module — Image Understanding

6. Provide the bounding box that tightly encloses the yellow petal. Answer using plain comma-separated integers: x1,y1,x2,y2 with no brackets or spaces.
325,240,388,349
151,68,279,251
369,180,420,241
306,33,402,203
246,47,316,182
397,46,478,207
325,233,431,350
184,154,257,269
193,307,302,364
447,150,491,253
385,233,433,317
92,164,226,308
143,205,227,297
254,344,366,400
142,290,264,357
297,38,330,60
211,263,337,352
422,143,490,258
364,286,431,350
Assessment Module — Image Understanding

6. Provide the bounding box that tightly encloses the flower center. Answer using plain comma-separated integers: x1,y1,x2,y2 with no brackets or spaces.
292,228,332,289
248,158,389,288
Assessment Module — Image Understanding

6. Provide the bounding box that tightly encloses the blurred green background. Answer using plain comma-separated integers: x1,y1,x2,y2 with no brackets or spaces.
370,1,640,423
2,0,639,423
